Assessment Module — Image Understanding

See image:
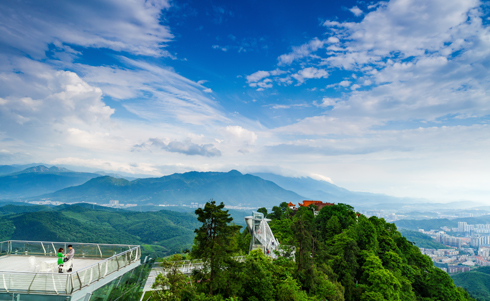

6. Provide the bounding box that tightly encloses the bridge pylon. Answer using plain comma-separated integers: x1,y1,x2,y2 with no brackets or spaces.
245,211,280,257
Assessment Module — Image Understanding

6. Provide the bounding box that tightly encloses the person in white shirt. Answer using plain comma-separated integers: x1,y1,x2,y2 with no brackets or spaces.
64,245,75,272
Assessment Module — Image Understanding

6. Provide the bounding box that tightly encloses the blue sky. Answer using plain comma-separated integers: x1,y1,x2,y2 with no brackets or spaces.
0,0,490,202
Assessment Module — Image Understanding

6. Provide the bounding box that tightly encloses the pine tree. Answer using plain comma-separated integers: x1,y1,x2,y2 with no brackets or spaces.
192,200,241,295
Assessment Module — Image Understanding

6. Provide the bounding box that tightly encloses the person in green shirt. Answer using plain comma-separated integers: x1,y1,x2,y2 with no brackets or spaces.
58,248,64,273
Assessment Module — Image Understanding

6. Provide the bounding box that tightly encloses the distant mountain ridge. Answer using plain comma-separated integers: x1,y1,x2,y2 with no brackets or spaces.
0,165,102,198
33,170,305,207
0,164,41,175
16,165,70,173
0,163,428,207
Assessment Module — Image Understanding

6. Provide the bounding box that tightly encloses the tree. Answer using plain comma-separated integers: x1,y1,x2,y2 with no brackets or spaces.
151,269,197,301
360,254,401,301
328,230,359,301
316,203,356,240
275,276,309,301
292,206,317,293
240,249,275,301
269,202,292,220
257,207,268,217
192,200,241,295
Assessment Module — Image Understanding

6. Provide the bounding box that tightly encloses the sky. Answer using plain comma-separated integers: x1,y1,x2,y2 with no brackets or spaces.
0,0,489,203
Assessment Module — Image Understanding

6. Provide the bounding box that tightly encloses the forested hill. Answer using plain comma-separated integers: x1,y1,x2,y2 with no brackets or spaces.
262,203,474,300
0,204,200,258
399,229,451,249
152,202,474,301
34,170,305,206
452,267,490,301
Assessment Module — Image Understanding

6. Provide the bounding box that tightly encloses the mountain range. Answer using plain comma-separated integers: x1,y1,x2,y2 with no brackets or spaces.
36,170,305,206
0,163,428,208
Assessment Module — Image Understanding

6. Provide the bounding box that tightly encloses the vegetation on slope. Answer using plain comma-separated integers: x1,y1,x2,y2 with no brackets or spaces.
0,204,200,257
399,229,451,249
151,202,474,301
452,267,490,301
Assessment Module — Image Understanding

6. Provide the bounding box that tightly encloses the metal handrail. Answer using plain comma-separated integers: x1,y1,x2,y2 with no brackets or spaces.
3,240,139,259
0,241,141,295
75,246,139,275
7,240,138,248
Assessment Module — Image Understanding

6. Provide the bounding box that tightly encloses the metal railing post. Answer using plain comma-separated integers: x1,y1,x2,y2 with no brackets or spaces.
116,255,120,271
76,272,82,289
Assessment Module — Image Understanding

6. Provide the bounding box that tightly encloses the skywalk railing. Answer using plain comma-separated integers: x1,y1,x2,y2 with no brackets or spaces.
0,240,141,295
1,240,139,259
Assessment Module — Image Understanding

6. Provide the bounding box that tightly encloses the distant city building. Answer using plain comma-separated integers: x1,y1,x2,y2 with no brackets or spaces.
436,234,463,248
470,235,490,247
447,266,470,273
457,222,474,233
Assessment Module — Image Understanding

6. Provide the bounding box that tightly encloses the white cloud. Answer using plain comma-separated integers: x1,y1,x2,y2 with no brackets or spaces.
50,157,162,176
135,138,222,157
323,0,480,68
349,6,363,16
246,69,287,90
0,0,173,58
278,38,325,65
77,58,228,125
0,57,113,141
339,80,351,87
271,103,309,109
247,71,271,84
292,67,328,84
212,45,228,52
274,0,490,128
314,97,338,107
224,126,257,144
309,173,334,184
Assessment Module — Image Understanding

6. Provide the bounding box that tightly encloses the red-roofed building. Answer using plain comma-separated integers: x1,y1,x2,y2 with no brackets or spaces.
298,200,335,211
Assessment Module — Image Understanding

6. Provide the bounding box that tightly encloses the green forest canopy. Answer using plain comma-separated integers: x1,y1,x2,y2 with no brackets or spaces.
152,202,475,301
452,267,490,301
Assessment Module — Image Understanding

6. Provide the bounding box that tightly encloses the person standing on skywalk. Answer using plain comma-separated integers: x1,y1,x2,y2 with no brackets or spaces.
64,245,75,272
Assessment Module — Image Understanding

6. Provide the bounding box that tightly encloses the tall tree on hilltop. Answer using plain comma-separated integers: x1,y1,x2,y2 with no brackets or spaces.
292,206,317,293
192,200,241,295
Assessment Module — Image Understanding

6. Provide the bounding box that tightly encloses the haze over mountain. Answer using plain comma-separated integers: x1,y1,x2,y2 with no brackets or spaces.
0,165,102,198
0,164,41,176
253,172,420,207
34,170,305,207
0,164,451,208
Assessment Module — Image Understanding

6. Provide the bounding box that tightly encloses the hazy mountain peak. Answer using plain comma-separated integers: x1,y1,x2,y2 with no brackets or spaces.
20,165,70,173
48,166,70,172
227,170,242,176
